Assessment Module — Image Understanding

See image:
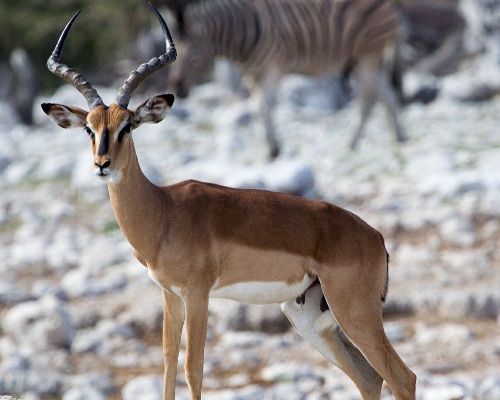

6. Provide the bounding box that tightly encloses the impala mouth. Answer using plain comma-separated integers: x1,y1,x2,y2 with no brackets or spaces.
94,168,121,184
95,171,111,181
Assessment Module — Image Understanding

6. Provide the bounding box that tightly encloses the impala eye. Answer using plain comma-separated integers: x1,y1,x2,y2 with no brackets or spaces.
118,123,132,143
84,127,95,142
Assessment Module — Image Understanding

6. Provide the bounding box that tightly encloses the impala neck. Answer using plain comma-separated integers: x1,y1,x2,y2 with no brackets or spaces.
106,138,169,263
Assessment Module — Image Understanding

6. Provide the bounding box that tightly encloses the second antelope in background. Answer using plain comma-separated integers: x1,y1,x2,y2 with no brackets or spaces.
167,0,406,158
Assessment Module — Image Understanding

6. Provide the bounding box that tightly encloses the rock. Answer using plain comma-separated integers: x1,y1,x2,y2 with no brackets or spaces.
121,375,163,400
177,159,315,197
62,388,106,400
383,322,407,342
202,385,266,400
79,234,130,272
438,290,500,319
414,322,474,346
260,362,322,384
2,296,74,350
66,372,115,395
438,215,477,247
259,160,316,196
71,319,135,355
0,370,62,395
477,375,500,399
421,381,467,400
45,225,82,272
210,301,290,334
118,291,163,334
33,153,74,181
61,267,127,298
0,281,32,305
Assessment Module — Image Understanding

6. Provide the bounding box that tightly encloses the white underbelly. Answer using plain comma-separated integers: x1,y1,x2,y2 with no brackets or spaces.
209,274,315,304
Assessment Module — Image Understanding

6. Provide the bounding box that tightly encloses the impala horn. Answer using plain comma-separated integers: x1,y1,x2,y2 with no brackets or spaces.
47,9,103,110
115,3,177,108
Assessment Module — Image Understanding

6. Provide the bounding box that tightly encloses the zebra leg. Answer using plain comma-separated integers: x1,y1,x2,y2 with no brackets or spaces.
349,58,377,150
281,283,383,400
251,70,281,159
373,63,407,144
349,89,376,150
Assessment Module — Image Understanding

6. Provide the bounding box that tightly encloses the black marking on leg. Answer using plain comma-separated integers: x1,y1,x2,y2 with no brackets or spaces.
296,293,306,305
295,278,320,305
320,295,329,312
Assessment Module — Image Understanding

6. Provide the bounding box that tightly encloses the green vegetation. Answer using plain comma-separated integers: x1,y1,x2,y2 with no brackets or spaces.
101,219,120,233
0,0,151,91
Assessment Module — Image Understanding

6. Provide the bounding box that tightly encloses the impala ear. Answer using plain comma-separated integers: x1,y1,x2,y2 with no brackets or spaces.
133,94,174,126
41,103,88,129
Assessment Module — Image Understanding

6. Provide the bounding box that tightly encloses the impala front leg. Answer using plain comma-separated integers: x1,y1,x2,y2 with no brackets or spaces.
162,290,185,400
184,289,210,400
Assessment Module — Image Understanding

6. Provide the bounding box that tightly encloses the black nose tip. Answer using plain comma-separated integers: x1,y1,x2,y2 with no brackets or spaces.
95,159,111,170
101,159,111,169
94,160,111,169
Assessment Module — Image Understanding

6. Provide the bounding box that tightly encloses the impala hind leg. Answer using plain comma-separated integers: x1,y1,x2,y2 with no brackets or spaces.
162,290,185,400
318,270,416,400
281,284,383,400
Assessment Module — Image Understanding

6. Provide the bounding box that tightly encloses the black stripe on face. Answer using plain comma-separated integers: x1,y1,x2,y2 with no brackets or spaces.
97,128,109,156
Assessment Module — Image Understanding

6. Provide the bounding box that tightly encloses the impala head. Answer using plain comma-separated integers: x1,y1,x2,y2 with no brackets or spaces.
41,5,176,183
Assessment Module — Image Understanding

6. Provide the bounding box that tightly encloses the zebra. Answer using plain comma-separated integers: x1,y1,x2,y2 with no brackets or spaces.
167,0,407,158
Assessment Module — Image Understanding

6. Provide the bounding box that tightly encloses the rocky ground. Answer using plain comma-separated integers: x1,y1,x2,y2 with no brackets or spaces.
0,68,499,399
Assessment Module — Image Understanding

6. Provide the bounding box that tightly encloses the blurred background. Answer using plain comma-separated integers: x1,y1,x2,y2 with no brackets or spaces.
0,0,499,399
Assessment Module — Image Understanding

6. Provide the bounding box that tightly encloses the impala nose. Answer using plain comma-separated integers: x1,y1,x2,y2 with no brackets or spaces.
94,159,111,175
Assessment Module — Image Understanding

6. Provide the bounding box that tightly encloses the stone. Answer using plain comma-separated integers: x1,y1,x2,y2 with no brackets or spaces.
62,388,106,400
210,301,290,334
60,267,127,298
438,216,477,247
477,375,500,399
0,281,32,305
415,322,474,346
421,382,467,400
121,375,163,400
0,370,62,395
2,296,74,350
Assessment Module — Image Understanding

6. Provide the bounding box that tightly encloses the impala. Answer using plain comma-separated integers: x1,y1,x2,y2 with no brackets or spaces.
41,5,416,400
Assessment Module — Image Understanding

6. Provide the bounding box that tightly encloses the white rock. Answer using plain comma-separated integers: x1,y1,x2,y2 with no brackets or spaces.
45,225,81,271
384,322,407,343
62,388,106,400
260,362,319,383
438,215,477,247
2,296,74,350
79,234,130,272
414,322,474,346
421,382,467,400
477,375,500,399
203,386,266,400
61,267,127,298
0,281,32,305
121,375,163,400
